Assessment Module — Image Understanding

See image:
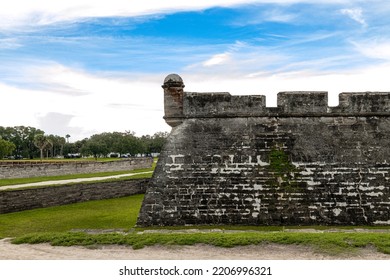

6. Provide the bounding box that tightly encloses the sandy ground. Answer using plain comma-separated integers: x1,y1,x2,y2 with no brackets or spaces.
1,238,389,260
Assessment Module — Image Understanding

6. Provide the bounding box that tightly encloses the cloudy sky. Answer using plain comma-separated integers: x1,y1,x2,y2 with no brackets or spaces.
1,0,390,141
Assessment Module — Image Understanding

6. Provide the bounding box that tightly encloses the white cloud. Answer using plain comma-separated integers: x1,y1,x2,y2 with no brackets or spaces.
0,0,360,30
340,8,367,26
37,112,79,137
0,63,171,140
202,53,231,66
184,63,390,107
186,41,288,75
265,10,297,23
0,38,23,49
353,40,390,60
0,0,255,29
232,8,298,26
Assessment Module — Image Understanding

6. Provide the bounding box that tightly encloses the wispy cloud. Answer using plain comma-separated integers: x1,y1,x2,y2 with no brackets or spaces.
0,38,23,49
0,0,365,31
184,62,390,108
202,53,231,66
231,7,298,26
185,41,288,77
352,39,390,61
340,8,367,27
265,9,298,23
0,1,268,30
186,29,352,78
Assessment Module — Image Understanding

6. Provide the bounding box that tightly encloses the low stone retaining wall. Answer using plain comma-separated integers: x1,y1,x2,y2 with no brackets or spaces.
0,179,149,214
0,157,153,179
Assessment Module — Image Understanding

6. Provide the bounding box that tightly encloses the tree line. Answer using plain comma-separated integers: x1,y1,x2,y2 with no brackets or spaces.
0,126,168,160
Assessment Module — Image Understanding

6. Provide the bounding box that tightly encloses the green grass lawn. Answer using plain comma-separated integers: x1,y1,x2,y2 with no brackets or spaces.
0,195,144,238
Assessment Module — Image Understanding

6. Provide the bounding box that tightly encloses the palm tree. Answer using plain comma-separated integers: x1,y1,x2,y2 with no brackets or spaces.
34,134,50,161
58,137,66,157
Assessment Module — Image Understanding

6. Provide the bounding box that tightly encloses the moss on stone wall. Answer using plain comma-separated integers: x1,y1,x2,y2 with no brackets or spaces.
267,147,302,193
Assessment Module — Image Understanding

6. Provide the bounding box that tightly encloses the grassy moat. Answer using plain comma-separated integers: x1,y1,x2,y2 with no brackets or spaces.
1,193,390,256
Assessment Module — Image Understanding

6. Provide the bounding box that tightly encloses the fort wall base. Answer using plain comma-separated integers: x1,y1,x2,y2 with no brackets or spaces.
137,74,390,226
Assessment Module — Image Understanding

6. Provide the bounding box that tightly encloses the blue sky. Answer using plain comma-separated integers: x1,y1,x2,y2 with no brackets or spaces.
1,0,390,140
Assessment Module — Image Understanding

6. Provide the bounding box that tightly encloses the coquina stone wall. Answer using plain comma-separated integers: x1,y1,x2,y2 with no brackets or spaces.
0,179,149,214
0,157,153,179
137,74,390,226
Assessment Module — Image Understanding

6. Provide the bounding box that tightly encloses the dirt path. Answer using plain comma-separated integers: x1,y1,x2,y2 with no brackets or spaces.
1,238,389,260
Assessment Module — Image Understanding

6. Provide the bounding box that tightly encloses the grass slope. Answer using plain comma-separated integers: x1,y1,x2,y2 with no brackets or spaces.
0,195,144,238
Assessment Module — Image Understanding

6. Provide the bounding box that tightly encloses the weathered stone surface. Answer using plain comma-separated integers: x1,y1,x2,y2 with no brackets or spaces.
137,74,390,226
0,179,149,214
163,73,185,127
0,158,152,179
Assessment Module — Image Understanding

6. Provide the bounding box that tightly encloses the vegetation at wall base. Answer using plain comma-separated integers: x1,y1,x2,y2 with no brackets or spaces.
10,231,390,255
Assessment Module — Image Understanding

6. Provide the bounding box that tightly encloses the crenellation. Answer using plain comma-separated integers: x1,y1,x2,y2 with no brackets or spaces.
277,91,328,114
337,92,390,114
162,77,390,125
183,92,267,117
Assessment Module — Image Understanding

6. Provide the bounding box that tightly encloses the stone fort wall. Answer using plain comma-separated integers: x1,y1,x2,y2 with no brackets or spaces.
0,157,153,179
0,179,148,214
137,74,390,226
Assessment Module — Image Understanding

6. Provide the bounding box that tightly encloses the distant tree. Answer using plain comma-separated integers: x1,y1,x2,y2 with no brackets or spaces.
81,136,109,159
0,126,44,159
46,135,56,158
46,135,66,158
2,126,170,159
33,134,50,160
0,138,16,159
58,136,66,157
22,126,44,159
150,132,169,153
121,133,144,155
141,131,169,154
45,138,53,158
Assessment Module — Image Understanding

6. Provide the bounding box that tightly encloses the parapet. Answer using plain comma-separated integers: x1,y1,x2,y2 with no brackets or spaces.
336,92,390,114
162,74,390,126
183,92,266,117
277,91,328,114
